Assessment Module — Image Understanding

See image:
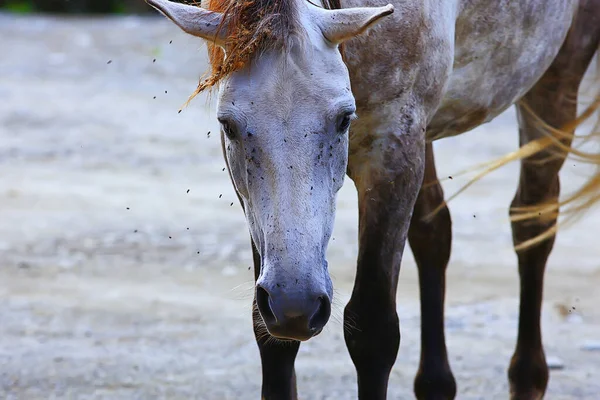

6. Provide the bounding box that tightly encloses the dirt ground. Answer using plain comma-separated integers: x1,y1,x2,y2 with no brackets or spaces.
1,14,599,400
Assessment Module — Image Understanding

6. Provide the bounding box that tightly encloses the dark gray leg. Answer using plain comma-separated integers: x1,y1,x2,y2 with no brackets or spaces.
345,129,426,399
409,143,456,400
508,4,600,398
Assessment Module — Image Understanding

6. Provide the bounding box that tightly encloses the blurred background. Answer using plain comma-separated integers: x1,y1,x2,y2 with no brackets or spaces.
0,2,599,399
0,0,155,14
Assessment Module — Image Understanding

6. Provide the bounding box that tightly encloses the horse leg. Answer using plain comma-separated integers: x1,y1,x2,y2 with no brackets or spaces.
228,128,300,399
408,143,457,400
344,127,426,399
508,5,600,398
250,239,300,400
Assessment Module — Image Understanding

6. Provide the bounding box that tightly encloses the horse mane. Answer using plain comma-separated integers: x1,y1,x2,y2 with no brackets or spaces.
183,0,341,104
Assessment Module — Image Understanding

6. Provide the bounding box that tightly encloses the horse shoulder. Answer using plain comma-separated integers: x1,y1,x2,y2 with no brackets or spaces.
344,0,456,155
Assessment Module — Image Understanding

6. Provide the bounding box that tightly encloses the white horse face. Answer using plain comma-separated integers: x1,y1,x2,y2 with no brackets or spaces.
215,14,357,341
147,0,393,341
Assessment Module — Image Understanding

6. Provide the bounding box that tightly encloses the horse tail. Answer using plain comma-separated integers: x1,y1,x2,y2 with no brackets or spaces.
510,40,600,250
436,44,600,251
512,92,600,250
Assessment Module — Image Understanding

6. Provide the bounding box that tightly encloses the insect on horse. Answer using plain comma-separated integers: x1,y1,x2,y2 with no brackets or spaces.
145,0,600,398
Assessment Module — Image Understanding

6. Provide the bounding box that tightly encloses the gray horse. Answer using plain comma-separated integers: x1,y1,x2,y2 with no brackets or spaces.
145,0,600,398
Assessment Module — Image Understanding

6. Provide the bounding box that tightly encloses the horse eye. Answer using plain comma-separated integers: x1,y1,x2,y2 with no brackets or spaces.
218,118,237,140
336,112,354,133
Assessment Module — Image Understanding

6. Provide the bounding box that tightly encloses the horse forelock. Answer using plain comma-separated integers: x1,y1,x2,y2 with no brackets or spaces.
183,0,342,103
191,0,300,95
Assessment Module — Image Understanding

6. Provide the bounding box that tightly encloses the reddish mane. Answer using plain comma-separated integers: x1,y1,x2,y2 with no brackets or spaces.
184,0,341,102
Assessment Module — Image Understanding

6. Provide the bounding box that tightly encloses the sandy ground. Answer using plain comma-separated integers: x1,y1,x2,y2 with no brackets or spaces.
0,13,599,400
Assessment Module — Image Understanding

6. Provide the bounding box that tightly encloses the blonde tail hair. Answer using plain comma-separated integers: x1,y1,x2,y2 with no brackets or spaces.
432,52,600,251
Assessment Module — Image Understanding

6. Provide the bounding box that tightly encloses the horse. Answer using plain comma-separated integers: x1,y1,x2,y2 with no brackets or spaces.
144,0,600,398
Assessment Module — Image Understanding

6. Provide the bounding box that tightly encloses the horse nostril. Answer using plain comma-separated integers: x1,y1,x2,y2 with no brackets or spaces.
256,285,277,325
309,296,331,332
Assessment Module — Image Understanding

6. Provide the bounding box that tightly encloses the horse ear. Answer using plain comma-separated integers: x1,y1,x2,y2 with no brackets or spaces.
146,0,227,46
315,4,394,45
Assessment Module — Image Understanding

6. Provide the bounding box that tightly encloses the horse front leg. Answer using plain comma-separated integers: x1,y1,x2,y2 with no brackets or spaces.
345,123,426,399
250,239,300,400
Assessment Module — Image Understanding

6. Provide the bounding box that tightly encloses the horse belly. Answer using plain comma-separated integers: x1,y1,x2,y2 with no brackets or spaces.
427,0,579,140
